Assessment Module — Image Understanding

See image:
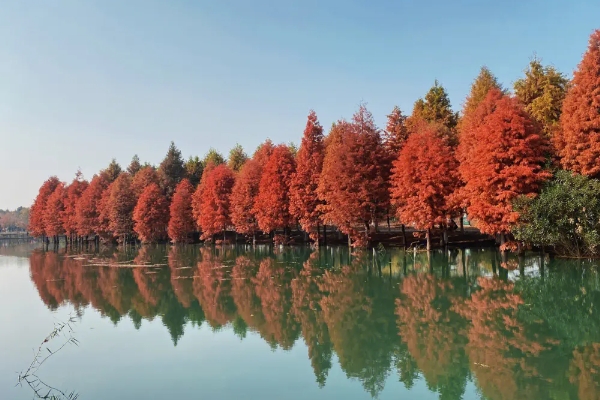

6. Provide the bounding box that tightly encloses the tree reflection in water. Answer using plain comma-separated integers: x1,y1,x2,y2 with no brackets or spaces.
28,245,600,399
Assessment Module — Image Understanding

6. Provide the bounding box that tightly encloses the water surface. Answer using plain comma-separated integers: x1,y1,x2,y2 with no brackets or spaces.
1,244,600,399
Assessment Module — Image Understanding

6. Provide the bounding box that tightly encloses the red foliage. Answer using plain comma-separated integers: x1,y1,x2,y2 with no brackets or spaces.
383,106,410,158
390,125,460,230
29,176,60,237
131,166,159,197
168,179,195,243
196,164,236,240
61,172,88,237
317,106,389,245
555,30,600,178
44,183,66,237
133,183,170,243
457,92,550,235
108,173,137,238
253,139,275,168
96,184,113,240
254,144,296,233
75,173,110,237
289,111,325,241
230,159,262,236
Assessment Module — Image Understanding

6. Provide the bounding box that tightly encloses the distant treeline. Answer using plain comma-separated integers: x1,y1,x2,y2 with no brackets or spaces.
28,30,600,256
0,207,29,232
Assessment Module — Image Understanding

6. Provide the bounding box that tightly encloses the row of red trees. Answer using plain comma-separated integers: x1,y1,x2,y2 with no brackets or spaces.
29,30,600,248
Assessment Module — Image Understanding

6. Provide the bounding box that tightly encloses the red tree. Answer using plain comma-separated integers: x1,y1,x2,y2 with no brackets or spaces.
254,144,296,235
44,183,66,239
75,173,110,238
230,159,262,239
168,179,195,243
458,92,551,236
390,125,460,249
133,183,170,243
131,166,159,197
253,139,275,168
107,173,137,241
555,29,600,177
62,171,89,239
317,106,389,246
196,164,236,240
29,176,60,237
383,106,410,157
96,183,114,240
289,111,325,241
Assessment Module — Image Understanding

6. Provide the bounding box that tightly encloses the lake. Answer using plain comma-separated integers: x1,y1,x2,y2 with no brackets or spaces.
1,243,600,399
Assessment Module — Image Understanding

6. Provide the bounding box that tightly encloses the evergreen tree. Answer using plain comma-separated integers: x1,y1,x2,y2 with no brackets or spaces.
185,156,203,187
463,67,504,118
514,58,568,140
127,155,142,176
227,144,248,172
104,159,122,183
158,141,186,198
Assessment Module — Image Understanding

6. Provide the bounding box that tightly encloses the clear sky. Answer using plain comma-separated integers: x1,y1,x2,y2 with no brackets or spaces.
1,0,598,210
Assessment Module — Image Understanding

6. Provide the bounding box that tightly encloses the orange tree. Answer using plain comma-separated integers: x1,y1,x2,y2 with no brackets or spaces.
107,173,137,241
230,159,262,240
61,171,88,239
29,176,61,238
390,124,460,249
196,164,236,240
44,183,66,239
289,110,325,242
168,179,195,243
555,30,600,177
75,173,110,238
457,91,550,238
317,105,388,246
133,183,170,243
254,144,296,236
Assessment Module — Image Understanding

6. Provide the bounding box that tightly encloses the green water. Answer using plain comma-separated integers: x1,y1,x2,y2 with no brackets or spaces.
1,244,600,399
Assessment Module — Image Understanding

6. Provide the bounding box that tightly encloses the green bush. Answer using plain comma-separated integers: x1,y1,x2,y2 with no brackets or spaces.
513,170,600,257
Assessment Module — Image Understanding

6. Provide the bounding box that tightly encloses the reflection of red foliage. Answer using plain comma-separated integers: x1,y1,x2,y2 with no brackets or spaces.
193,249,236,327
455,277,550,400
253,258,299,348
570,343,600,400
231,256,265,331
396,274,468,392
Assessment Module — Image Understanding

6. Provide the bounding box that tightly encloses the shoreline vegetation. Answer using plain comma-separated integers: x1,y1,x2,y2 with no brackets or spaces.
27,29,600,258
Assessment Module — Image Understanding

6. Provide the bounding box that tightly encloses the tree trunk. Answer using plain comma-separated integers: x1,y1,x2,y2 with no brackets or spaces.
401,224,406,248
426,229,431,251
323,225,327,245
348,234,352,248
252,232,256,247
459,212,464,233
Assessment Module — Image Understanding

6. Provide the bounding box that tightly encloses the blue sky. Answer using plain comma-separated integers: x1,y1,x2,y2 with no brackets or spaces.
1,0,598,209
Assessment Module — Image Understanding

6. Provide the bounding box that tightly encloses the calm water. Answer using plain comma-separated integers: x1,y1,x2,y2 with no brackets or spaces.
1,243,600,399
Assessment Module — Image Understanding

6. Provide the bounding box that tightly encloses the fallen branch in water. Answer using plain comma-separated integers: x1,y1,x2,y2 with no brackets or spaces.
17,315,80,400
